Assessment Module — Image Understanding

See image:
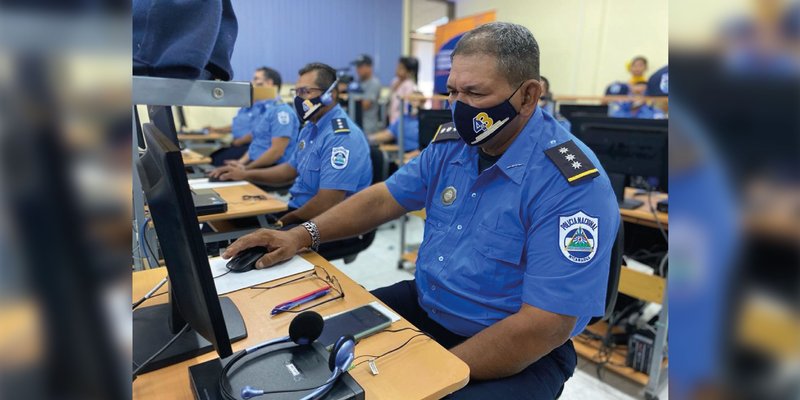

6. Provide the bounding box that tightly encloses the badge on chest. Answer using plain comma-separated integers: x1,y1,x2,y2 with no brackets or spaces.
441,186,457,206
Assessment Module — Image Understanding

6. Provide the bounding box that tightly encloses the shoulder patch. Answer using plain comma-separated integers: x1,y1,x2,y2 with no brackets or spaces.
431,122,461,143
332,118,350,134
544,140,600,185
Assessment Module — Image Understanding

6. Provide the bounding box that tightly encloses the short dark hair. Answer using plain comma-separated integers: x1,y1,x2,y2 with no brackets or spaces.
298,62,337,90
451,22,540,86
631,56,648,66
256,66,282,91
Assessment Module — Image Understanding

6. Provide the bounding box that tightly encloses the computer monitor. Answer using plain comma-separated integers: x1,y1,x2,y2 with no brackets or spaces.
559,104,609,121
133,123,246,374
569,116,668,204
147,105,180,146
417,109,453,150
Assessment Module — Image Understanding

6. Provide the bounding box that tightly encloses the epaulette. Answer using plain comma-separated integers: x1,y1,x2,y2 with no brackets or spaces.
431,122,460,143
544,140,600,185
332,118,350,134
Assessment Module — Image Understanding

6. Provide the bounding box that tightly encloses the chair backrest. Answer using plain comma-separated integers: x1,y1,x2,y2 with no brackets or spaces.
590,222,624,325
370,145,389,184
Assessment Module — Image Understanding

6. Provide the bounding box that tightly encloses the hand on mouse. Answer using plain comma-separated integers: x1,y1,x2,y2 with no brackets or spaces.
222,227,311,269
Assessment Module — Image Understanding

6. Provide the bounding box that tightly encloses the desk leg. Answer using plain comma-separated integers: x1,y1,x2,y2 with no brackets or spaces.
645,292,668,400
398,215,407,269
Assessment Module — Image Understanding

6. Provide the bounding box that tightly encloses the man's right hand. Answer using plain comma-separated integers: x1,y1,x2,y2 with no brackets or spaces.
222,227,310,269
224,160,246,169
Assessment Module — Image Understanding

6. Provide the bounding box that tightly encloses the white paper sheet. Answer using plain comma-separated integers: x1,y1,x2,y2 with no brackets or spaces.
188,178,249,190
209,255,315,295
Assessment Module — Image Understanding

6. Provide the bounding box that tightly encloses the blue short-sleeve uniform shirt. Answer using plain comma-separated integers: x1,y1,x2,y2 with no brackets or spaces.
231,100,268,139
287,105,372,209
384,107,620,337
388,115,420,152
248,100,300,162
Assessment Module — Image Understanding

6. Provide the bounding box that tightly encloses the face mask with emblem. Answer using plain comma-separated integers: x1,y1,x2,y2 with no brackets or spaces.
450,83,523,146
293,80,338,121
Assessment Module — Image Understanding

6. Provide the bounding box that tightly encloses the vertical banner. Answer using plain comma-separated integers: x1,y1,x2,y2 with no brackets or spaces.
433,11,496,95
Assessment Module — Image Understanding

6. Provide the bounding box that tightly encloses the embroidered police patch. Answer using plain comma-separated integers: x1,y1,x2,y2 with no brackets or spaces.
331,146,349,169
277,110,290,125
559,211,599,264
332,118,350,134
431,122,460,143
544,140,599,185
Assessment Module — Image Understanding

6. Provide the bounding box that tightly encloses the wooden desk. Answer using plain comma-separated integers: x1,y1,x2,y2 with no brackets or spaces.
178,132,231,142
197,183,288,244
620,187,668,230
181,149,212,166
132,252,470,399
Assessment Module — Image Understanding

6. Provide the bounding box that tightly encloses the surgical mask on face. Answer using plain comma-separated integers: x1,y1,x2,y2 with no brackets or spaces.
450,83,523,146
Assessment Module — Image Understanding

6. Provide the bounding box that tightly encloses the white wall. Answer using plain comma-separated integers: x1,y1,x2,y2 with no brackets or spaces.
454,0,668,96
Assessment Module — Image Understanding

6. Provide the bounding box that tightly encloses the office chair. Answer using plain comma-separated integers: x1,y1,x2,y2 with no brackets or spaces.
556,222,624,399
316,147,386,263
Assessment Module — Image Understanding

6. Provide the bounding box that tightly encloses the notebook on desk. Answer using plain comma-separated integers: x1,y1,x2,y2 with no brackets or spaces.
192,188,228,215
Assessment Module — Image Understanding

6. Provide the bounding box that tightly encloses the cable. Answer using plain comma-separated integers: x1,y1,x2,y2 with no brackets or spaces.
139,217,150,261
658,253,669,278
351,332,432,369
645,184,668,243
132,277,168,310
132,324,190,380
213,270,232,279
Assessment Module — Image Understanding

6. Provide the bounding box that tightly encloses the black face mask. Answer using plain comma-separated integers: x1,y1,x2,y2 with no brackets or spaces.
450,83,523,146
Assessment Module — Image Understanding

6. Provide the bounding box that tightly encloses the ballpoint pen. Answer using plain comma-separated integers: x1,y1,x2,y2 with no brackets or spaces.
271,286,331,315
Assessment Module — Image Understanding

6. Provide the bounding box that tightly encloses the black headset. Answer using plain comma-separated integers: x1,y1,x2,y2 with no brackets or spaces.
219,311,356,400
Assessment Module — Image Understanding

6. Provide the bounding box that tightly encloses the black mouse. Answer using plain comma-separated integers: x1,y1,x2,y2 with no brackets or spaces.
226,246,269,273
208,175,223,183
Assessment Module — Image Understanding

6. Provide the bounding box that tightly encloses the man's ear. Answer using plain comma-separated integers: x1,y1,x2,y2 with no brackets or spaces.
519,79,543,116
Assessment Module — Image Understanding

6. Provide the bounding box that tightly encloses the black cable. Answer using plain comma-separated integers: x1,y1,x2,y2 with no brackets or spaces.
351,333,431,368
132,324,190,380
213,270,232,279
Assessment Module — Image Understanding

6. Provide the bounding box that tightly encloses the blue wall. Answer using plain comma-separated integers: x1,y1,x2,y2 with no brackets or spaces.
230,0,403,87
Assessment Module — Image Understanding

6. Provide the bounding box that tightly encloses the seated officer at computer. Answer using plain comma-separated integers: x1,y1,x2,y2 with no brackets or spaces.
214,62,372,227
207,67,278,166
209,67,300,176
368,92,423,154
223,23,619,399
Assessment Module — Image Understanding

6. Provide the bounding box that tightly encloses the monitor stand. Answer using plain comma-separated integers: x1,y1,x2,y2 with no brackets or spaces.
133,297,247,374
619,198,644,210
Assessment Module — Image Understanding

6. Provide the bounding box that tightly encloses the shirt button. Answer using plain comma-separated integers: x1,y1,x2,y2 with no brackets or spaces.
437,222,442,228
471,192,477,198
438,256,444,262
431,285,436,291
431,308,437,314
457,224,463,230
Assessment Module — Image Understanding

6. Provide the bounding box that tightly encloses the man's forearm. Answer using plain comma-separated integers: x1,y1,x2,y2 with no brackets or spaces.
232,133,252,147
450,306,575,380
298,183,407,244
279,190,345,226
243,163,295,186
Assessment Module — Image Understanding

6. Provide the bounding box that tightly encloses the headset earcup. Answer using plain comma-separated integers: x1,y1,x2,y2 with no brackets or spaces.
328,335,355,371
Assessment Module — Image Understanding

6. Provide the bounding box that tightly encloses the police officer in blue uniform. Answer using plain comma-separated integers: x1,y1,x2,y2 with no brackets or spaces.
208,67,276,166
223,24,619,399
215,63,371,227
209,67,300,175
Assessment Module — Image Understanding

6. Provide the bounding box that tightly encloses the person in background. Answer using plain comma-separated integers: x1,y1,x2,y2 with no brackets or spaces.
208,67,299,176
211,62,372,227
606,81,666,119
627,55,649,86
388,56,418,125
646,65,669,116
539,76,571,130
539,76,555,115
368,91,423,152
208,67,276,166
352,54,383,135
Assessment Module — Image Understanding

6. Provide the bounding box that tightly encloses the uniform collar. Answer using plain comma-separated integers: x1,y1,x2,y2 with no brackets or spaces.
450,107,543,185
311,104,343,130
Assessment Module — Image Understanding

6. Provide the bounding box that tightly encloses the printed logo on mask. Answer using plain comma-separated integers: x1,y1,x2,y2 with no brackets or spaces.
472,112,494,134
302,99,313,112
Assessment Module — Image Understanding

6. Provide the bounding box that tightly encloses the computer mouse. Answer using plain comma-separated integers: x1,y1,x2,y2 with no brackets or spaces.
208,175,223,183
226,246,269,273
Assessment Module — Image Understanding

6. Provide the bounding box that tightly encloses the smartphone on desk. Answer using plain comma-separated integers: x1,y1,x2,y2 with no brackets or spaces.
318,304,392,350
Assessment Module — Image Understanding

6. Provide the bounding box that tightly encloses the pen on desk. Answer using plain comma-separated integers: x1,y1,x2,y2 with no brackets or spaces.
271,286,331,315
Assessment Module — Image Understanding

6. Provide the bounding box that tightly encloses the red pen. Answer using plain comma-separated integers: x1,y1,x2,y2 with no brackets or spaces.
273,285,331,309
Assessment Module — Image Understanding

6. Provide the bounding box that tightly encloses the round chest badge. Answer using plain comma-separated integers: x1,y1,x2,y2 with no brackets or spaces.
441,186,457,206
559,211,599,264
